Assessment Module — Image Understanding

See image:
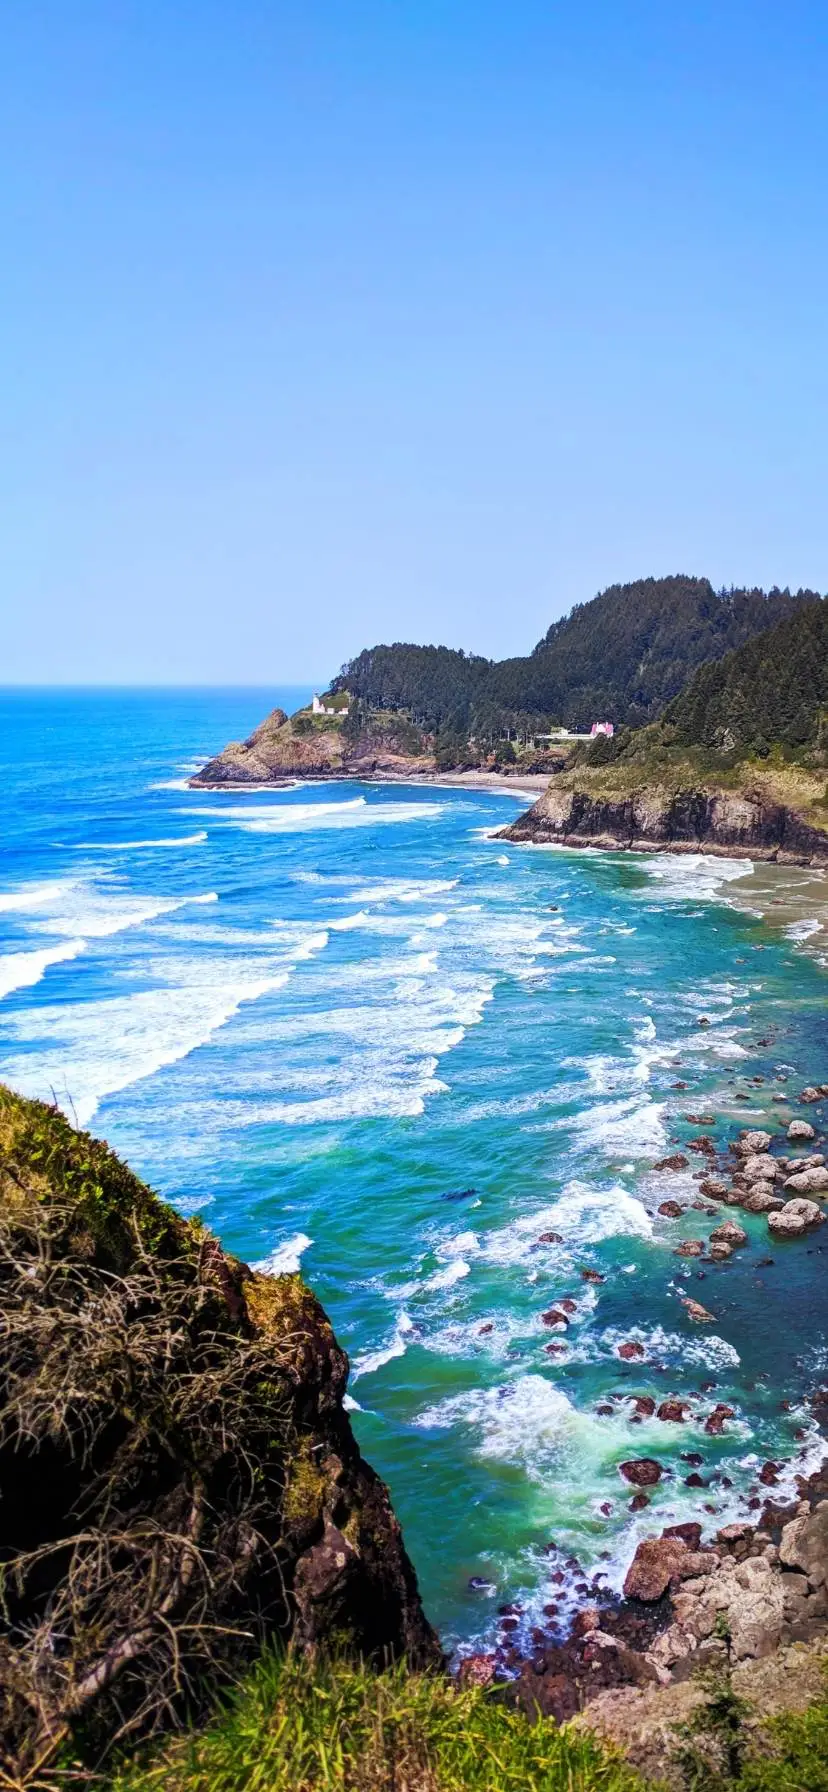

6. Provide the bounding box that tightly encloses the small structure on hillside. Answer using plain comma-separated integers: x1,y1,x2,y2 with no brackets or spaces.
590,720,614,737
312,693,349,717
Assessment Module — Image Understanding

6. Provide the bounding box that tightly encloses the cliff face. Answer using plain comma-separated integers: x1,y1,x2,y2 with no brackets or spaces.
191,706,437,785
0,1087,437,1780
500,783,828,864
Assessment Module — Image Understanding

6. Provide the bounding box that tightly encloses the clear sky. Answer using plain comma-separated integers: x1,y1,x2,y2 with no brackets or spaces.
2,2,827,684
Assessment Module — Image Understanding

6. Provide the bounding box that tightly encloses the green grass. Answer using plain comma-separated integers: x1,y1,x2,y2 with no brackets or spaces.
103,1650,647,1792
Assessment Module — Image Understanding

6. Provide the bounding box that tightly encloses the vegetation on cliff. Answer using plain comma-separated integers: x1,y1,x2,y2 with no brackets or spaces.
0,1086,435,1785
664,596,828,759
334,578,814,737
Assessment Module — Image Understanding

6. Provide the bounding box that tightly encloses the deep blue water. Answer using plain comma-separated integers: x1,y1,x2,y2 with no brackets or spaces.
1,688,826,1653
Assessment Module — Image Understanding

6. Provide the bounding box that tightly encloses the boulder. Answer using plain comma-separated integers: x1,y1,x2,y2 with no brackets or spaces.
699,1178,728,1198
654,1153,689,1171
537,1231,564,1244
623,1535,716,1601
709,1221,747,1247
742,1155,778,1183
657,1200,684,1218
541,1308,570,1328
619,1458,664,1487
742,1186,784,1213
680,1297,716,1323
617,1340,646,1360
779,1501,828,1587
799,1088,823,1103
656,1400,690,1423
704,1404,736,1435
457,1653,497,1687
675,1240,705,1257
708,1241,732,1260
664,1522,703,1550
783,1167,828,1194
630,1395,656,1417
788,1120,816,1142
736,1131,773,1156
768,1198,824,1237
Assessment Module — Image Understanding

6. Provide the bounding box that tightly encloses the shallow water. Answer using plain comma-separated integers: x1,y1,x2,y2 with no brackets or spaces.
1,689,826,1654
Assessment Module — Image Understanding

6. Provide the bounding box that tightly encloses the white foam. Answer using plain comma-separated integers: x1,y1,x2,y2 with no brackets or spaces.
413,1375,581,1479
352,1311,414,1379
0,939,86,1001
252,1231,313,1274
425,1258,471,1292
482,1180,652,1267
785,917,822,941
79,832,208,850
643,854,754,904
186,799,444,833
566,1095,668,1158
1,877,218,941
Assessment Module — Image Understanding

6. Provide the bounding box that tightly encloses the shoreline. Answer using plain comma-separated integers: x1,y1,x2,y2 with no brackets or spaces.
189,767,549,796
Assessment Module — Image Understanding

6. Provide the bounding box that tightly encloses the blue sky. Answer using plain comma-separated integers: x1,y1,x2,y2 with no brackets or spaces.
2,2,827,683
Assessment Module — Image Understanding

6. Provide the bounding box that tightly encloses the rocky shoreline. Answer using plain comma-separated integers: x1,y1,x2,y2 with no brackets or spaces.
499,784,828,866
458,1092,828,1724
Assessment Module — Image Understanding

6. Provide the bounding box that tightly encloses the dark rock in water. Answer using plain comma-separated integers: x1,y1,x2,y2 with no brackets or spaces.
617,1340,646,1360
675,1239,704,1257
629,1492,650,1511
685,1472,708,1487
580,1267,606,1283
619,1458,664,1487
663,1521,703,1550
658,1200,684,1218
477,1322,494,1335
710,1220,748,1247
442,1186,478,1201
558,1297,578,1314
704,1403,736,1435
545,1341,567,1355
653,1153,689,1171
656,1399,690,1422
541,1307,570,1329
688,1135,717,1156
537,1230,563,1244
630,1395,656,1418
759,1461,783,1485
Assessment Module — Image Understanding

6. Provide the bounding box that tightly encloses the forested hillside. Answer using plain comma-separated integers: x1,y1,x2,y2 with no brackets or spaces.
333,577,815,737
664,595,828,757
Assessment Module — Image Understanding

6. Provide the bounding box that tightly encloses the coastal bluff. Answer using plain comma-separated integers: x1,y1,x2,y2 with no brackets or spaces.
499,781,828,865
0,1086,437,1781
190,704,437,785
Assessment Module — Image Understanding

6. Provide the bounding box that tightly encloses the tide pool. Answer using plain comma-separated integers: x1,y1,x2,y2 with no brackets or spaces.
1,688,826,1655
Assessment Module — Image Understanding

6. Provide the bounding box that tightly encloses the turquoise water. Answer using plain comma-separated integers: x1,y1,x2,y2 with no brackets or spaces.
1,689,826,1654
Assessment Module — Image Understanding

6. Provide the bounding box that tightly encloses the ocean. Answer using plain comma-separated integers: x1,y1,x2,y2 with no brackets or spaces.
1,686,826,1656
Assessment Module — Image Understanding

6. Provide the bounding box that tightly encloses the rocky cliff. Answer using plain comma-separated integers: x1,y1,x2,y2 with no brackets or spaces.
0,1087,437,1781
191,706,437,785
500,782,828,864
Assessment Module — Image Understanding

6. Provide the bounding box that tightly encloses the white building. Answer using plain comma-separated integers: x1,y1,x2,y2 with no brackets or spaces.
311,693,349,717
